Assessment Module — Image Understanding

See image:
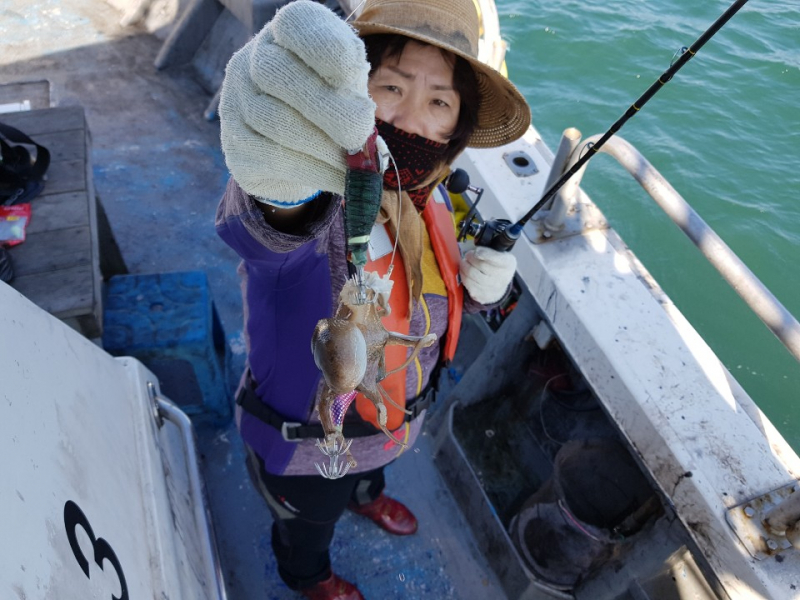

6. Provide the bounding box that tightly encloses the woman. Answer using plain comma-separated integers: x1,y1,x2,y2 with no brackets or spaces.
216,0,530,598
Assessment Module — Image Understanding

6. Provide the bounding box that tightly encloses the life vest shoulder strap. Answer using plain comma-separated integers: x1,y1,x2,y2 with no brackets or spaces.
422,185,463,362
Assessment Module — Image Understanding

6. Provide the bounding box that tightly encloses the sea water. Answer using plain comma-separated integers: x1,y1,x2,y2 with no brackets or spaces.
498,0,800,449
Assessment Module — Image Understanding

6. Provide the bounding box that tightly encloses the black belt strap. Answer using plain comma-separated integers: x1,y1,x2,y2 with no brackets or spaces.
236,376,435,442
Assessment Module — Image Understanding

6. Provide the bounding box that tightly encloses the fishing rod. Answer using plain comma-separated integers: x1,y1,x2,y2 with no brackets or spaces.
473,0,750,252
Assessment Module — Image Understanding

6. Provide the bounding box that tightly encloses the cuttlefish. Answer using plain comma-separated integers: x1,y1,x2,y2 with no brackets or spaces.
311,272,436,478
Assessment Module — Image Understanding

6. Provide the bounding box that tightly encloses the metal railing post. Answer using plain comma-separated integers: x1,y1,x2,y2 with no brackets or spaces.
542,129,584,231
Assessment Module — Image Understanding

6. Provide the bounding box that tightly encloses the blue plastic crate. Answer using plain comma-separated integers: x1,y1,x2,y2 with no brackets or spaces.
103,271,231,421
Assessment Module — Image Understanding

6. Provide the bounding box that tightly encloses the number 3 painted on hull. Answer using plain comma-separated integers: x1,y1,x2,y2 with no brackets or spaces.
63,500,129,600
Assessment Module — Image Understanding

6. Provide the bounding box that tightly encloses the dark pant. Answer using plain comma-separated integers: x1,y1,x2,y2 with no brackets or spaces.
246,449,385,590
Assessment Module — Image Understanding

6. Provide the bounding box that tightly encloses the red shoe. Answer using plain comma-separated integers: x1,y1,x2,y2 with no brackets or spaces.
348,493,418,536
300,573,364,600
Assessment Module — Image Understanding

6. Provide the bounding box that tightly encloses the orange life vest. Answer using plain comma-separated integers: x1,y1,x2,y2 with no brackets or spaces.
354,188,463,431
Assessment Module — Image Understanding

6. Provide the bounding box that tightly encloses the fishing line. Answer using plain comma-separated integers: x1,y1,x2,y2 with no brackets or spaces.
513,0,750,230
344,0,367,23
385,147,402,278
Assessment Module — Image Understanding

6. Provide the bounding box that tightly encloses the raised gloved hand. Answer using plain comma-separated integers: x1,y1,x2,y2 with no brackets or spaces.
219,0,376,206
460,246,517,304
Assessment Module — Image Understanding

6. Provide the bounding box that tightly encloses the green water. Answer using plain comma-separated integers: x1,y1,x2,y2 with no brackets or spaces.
498,0,800,449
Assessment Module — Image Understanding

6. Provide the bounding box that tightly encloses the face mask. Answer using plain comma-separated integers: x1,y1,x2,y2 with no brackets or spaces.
376,119,448,211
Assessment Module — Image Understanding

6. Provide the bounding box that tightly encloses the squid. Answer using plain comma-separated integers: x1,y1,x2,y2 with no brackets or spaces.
311,272,436,478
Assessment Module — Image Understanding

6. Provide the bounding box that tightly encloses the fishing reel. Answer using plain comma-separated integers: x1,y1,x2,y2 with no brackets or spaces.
446,168,521,252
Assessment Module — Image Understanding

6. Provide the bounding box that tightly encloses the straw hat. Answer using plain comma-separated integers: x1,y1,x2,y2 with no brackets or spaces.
352,0,531,148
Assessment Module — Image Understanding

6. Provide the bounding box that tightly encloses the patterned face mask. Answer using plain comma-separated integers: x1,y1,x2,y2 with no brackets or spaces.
376,119,448,212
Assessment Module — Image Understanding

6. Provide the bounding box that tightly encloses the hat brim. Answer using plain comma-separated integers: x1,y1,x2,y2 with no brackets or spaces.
353,21,531,148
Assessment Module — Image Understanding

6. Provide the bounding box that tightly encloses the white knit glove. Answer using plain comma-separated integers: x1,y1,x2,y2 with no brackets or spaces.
219,0,376,206
460,247,517,304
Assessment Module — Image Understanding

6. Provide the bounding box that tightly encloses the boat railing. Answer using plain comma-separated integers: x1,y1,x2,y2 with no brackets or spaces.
148,382,229,600
541,131,800,366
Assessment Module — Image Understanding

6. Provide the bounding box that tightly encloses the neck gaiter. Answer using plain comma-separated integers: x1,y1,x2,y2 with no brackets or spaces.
376,118,448,212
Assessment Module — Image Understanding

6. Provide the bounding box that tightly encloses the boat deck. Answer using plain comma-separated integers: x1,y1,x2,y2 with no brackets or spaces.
0,1,507,598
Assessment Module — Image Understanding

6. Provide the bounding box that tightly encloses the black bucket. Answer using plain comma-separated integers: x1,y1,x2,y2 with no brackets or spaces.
510,438,657,590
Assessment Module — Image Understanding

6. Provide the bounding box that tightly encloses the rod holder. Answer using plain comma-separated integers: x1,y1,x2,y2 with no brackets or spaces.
544,135,590,232
543,128,582,196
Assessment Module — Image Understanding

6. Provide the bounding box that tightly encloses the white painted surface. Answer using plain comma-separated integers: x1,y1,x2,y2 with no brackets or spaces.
457,135,800,599
0,282,212,599
0,100,31,113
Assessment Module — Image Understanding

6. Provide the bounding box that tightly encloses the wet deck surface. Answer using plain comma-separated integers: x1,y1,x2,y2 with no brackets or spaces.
1,2,506,598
